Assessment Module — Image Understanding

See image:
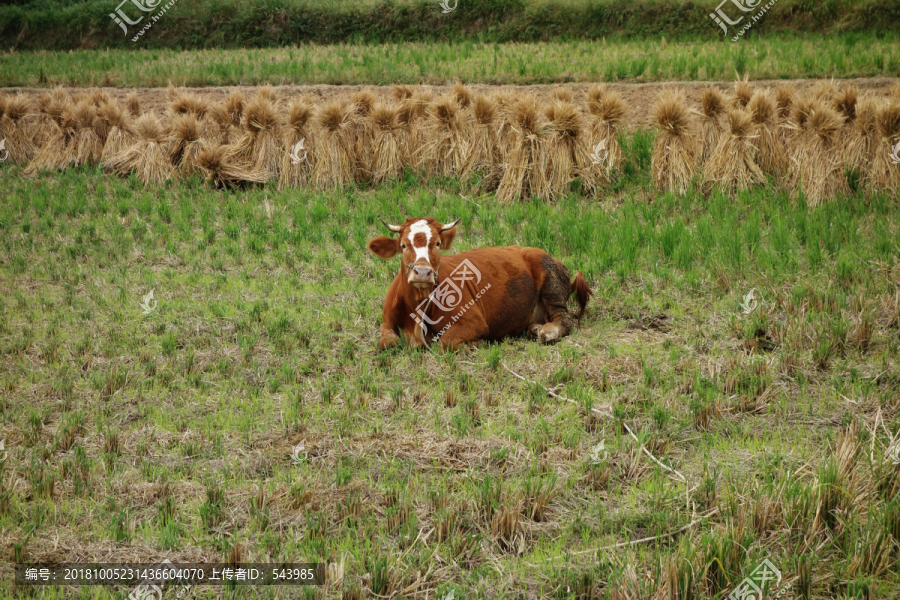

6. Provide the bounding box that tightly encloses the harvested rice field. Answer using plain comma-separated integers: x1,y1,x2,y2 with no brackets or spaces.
2,71,900,600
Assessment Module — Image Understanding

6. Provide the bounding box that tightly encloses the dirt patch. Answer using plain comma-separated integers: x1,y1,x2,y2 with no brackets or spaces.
5,77,898,132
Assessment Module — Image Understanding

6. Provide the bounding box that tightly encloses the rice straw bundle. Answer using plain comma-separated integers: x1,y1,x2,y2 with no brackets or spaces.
256,85,278,104
392,85,413,101
24,97,73,175
98,101,135,164
225,90,245,129
420,95,469,177
104,112,173,185
168,91,209,120
230,94,283,180
549,87,574,103
71,92,90,106
747,89,788,176
311,99,355,190
395,99,418,170
832,86,859,163
461,94,501,183
0,95,38,164
845,97,878,171
278,97,316,190
206,104,240,145
890,82,900,101
810,79,837,103
349,89,378,182
369,102,404,185
495,97,551,204
91,90,113,108
452,82,473,109
864,102,900,195
491,90,518,162
31,91,69,149
775,85,795,145
732,75,752,109
546,99,608,198
788,99,849,206
197,144,267,189
124,92,141,118
168,113,206,177
67,100,104,165
702,108,766,197
697,87,727,166
586,84,626,173
401,89,433,167
650,89,696,195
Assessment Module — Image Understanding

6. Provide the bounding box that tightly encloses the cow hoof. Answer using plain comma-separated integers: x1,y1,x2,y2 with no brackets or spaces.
379,330,401,349
527,323,543,339
538,323,561,344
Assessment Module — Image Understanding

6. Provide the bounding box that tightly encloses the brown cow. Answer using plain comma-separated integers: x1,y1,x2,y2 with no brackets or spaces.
367,217,592,350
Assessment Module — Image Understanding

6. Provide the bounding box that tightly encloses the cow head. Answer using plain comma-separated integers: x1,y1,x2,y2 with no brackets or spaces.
368,217,460,294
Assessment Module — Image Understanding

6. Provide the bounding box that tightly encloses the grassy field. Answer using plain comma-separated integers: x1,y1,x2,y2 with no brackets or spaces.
2,0,898,50
2,34,899,87
1,129,899,598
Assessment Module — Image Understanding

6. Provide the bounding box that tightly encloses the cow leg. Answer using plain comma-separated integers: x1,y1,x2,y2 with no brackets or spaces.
526,303,547,340
535,259,576,344
378,324,402,350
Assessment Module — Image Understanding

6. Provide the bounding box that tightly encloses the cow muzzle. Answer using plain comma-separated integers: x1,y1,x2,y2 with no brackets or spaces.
407,263,436,288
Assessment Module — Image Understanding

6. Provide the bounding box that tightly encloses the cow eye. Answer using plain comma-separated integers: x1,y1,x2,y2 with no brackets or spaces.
436,241,440,247
400,243,406,249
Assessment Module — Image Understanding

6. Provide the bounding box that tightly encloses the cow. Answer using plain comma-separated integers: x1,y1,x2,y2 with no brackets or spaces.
367,217,592,350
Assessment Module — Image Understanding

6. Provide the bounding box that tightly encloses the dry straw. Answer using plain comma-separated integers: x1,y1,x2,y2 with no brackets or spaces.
311,99,355,190
732,75,751,109
168,113,206,177
25,95,73,175
810,78,838,103
104,112,173,185
392,85,413,101
462,94,500,184
546,99,608,198
775,85,795,146
452,82,473,109
496,97,551,204
651,88,696,195
230,93,283,180
350,89,378,182
865,102,900,195
124,92,141,118
421,95,470,177
788,99,849,206
278,97,316,190
747,89,788,176
226,90,245,129
98,101,135,164
0,95,38,164
197,144,267,189
702,108,766,197
845,97,878,171
68,100,104,166
369,102,404,185
491,89,518,162
697,87,727,166
586,84,626,173
206,104,241,146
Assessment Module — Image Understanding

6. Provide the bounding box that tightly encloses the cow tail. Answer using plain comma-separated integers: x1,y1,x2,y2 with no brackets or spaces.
570,272,592,322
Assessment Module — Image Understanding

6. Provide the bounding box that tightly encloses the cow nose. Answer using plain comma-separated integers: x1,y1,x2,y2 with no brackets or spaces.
413,266,433,279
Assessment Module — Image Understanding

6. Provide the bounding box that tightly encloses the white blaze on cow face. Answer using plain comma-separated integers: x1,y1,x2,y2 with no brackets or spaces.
407,220,433,265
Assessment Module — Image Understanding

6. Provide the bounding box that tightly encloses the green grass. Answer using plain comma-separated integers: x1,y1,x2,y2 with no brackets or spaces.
2,33,899,87
1,135,900,598
1,0,898,51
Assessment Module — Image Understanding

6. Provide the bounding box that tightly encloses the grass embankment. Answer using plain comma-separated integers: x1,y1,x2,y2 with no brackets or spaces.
1,133,899,597
1,0,899,51
2,34,899,87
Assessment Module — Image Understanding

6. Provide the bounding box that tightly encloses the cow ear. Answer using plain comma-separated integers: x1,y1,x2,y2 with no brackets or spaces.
439,225,457,250
368,236,400,259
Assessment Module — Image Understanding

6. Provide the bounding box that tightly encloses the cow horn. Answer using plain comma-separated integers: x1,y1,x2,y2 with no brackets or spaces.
440,218,461,232
380,218,402,233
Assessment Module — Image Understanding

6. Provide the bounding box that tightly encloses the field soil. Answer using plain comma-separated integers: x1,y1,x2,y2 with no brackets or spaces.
8,76,898,132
